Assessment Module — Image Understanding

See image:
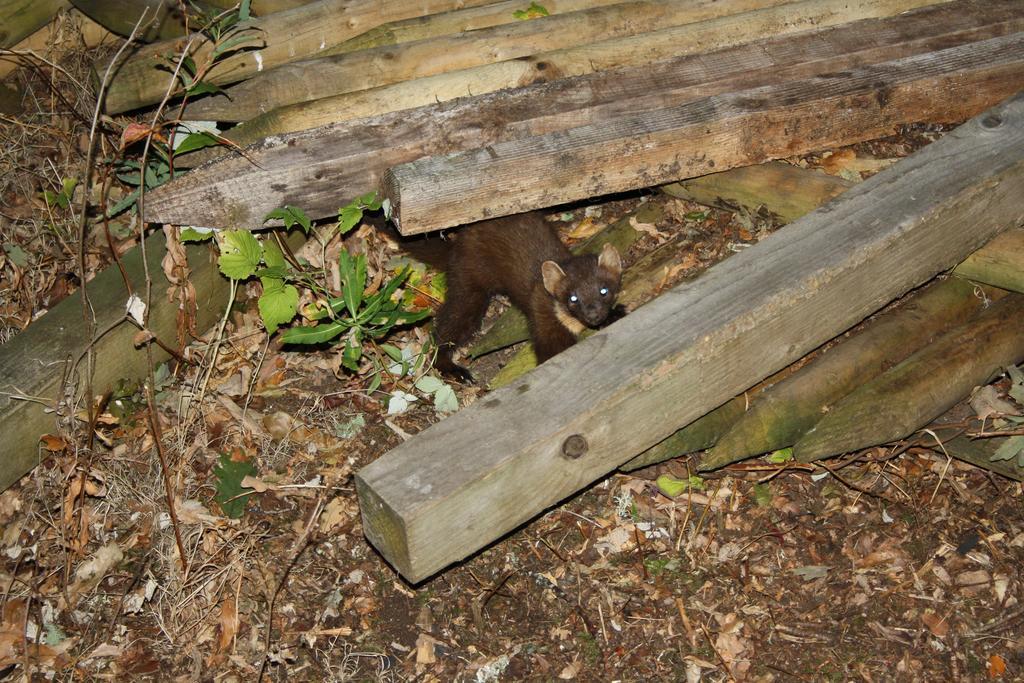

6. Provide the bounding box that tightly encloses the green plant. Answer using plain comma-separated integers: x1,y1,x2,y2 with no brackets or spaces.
106,2,259,218
212,196,432,394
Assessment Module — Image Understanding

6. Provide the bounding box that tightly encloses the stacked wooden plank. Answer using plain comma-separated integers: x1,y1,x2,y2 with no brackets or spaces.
142,0,1024,231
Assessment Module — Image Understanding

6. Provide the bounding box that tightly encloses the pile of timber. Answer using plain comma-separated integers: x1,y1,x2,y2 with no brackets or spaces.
140,0,1024,229
4,0,1024,580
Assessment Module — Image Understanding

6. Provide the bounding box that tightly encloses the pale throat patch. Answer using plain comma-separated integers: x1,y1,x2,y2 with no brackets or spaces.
553,302,587,336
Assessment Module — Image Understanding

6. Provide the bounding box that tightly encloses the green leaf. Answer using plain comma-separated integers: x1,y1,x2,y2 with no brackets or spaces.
281,320,347,344
179,226,216,242
357,191,382,211
990,436,1024,467
239,0,252,21
340,252,367,318
212,453,257,519
684,210,707,221
187,80,225,98
174,130,221,155
513,1,549,19
380,344,404,363
655,474,704,497
342,339,363,372
1008,364,1024,406
433,384,458,413
3,242,29,267
262,237,287,269
414,375,444,394
258,277,299,335
219,230,262,280
212,32,258,58
766,447,793,464
265,206,311,233
105,188,140,218
337,205,363,234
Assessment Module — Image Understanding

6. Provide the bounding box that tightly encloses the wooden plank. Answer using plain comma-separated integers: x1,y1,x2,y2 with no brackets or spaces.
381,32,1024,233
144,0,1022,227
0,0,67,48
186,0,755,121
355,94,1024,582
208,0,947,137
0,235,227,492
100,0,497,114
954,229,1024,293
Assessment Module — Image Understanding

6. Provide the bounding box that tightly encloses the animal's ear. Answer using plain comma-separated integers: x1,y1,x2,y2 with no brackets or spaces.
541,260,567,296
599,243,622,277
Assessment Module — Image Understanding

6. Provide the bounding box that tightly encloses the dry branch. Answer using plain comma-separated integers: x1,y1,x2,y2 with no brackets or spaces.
793,294,1024,462
355,93,1024,581
100,0,496,113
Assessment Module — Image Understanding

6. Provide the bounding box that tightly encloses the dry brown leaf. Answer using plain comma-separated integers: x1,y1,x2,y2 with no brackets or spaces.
217,597,239,653
921,610,949,637
629,216,668,241
988,654,1007,678
559,658,582,679
39,434,68,452
320,496,356,533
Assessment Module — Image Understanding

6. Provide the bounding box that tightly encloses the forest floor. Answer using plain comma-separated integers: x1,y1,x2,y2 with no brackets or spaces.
1,12,1022,683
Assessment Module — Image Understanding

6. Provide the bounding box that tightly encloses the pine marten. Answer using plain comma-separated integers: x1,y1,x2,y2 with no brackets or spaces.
392,211,623,381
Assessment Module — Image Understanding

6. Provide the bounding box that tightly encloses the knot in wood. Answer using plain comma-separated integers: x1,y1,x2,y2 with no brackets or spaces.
981,114,1003,129
561,434,588,459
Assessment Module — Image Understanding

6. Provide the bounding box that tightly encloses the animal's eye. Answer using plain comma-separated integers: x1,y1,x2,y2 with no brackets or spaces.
599,287,609,296
569,294,579,304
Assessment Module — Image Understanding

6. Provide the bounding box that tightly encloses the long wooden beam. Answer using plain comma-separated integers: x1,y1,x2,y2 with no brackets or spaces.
355,94,1024,582
381,32,1024,233
217,0,944,135
100,0,496,114
186,0,770,121
144,0,1022,227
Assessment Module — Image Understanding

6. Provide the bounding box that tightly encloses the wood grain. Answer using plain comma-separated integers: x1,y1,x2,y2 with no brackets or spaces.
355,94,1024,582
382,33,1024,233
144,0,1022,227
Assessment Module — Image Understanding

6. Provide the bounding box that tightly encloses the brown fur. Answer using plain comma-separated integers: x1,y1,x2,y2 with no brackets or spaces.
396,211,622,381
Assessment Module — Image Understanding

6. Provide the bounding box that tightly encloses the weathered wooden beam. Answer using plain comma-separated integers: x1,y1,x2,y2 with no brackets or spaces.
954,229,1024,294
209,0,950,138
186,0,740,121
320,0,626,56
146,0,1021,227
0,0,67,48
68,0,209,41
0,8,113,80
355,94,1024,582
100,0,496,114
0,236,221,492
382,32,1024,234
